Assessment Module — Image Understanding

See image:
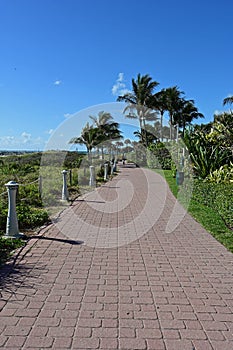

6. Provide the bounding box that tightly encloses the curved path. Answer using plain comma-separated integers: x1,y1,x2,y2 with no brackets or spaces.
1,167,233,349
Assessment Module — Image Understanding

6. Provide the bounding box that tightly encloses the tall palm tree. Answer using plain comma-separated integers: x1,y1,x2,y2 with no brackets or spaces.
163,86,185,140
173,99,204,136
89,111,122,159
69,123,102,162
89,111,114,127
148,89,168,140
124,138,131,151
117,74,159,145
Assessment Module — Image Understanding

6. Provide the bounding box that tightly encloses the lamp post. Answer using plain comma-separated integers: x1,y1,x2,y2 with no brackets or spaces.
61,170,69,201
104,163,108,181
89,166,96,187
5,181,24,238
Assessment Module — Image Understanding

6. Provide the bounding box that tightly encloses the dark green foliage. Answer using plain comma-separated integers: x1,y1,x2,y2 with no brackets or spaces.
0,151,84,236
147,142,172,169
18,183,43,207
183,129,232,179
16,204,49,229
40,151,84,167
0,206,8,232
1,152,42,167
97,162,111,178
0,234,25,265
192,181,233,230
64,152,84,168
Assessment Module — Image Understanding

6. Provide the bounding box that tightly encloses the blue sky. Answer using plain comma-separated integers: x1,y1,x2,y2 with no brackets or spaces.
0,0,233,150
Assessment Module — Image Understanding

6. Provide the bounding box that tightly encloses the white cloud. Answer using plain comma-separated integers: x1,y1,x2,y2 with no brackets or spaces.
0,136,15,145
64,113,72,118
21,132,31,144
54,80,62,85
111,73,130,96
0,133,46,150
118,73,124,82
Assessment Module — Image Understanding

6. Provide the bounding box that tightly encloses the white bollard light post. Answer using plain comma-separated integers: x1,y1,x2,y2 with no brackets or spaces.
38,175,42,197
5,181,24,238
104,163,108,181
110,162,114,176
62,170,69,201
89,166,96,187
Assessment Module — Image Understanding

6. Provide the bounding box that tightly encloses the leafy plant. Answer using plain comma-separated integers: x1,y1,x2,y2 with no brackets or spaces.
192,180,233,230
183,129,231,178
206,163,233,183
0,234,25,265
16,204,49,229
147,142,172,169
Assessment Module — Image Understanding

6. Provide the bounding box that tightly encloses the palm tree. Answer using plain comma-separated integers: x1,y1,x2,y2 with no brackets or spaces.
100,122,122,142
173,99,204,136
124,138,131,153
133,128,158,145
163,86,185,140
89,111,122,159
69,123,103,162
148,89,168,140
117,73,159,146
223,95,233,107
89,111,114,127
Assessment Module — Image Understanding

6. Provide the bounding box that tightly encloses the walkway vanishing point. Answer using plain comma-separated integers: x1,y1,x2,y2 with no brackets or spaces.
1,166,233,350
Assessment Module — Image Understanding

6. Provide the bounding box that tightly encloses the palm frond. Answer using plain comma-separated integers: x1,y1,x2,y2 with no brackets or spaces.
223,96,233,106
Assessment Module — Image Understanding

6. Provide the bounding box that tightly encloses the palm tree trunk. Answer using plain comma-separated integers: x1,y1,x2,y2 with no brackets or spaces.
101,145,104,160
169,113,175,140
160,112,163,141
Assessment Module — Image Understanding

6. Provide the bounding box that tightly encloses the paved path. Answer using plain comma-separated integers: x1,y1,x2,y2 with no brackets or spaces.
1,167,233,349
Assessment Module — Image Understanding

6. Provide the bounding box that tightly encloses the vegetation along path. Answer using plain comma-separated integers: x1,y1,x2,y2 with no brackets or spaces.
1,166,233,349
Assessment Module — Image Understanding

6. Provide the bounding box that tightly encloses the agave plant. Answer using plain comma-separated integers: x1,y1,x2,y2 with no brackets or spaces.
183,130,231,179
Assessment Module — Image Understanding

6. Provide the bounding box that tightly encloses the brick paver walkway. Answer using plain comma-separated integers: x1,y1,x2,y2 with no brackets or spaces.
1,167,233,349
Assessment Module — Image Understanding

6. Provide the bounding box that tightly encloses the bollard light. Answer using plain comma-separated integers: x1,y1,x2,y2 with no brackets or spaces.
104,163,108,181
5,181,24,238
61,170,69,201
110,162,114,176
89,166,96,187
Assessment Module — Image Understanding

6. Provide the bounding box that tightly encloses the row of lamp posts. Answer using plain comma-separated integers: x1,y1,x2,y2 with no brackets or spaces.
4,162,117,239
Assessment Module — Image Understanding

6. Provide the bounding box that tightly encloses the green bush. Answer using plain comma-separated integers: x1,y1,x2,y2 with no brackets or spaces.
0,234,25,265
192,180,233,230
206,163,233,183
147,143,172,169
17,204,49,229
0,206,8,231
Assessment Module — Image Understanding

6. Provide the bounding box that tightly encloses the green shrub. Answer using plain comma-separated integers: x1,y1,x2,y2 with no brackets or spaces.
0,234,25,265
192,180,233,230
0,206,8,231
206,163,233,183
17,204,49,229
147,143,172,170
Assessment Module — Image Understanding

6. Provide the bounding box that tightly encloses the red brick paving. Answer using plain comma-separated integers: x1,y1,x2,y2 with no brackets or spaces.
1,167,233,349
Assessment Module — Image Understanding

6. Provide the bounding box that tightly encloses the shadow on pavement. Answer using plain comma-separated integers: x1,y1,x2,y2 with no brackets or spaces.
29,235,84,245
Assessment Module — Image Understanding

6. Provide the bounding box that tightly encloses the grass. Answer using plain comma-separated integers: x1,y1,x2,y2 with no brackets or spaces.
0,235,25,266
155,169,233,253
